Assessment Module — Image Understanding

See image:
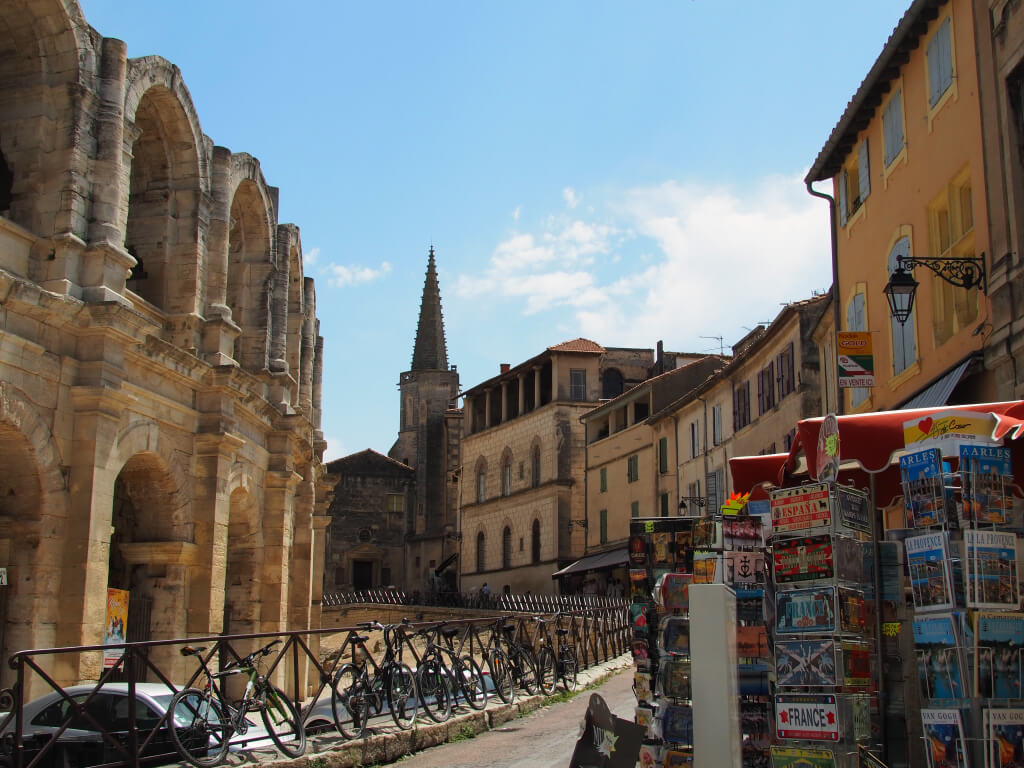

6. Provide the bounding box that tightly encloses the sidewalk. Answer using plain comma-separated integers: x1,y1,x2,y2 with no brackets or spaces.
257,653,633,767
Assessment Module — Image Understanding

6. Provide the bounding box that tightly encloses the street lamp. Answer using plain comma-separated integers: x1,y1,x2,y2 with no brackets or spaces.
678,497,707,512
883,254,986,326
567,518,588,532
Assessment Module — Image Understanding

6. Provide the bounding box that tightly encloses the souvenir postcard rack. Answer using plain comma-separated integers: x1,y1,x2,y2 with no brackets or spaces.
768,481,879,768
896,442,1024,768
629,512,770,768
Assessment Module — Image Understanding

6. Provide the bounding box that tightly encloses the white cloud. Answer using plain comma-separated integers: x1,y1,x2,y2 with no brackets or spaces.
457,173,832,349
304,246,321,266
323,434,345,462
323,261,392,289
512,206,521,221
563,187,580,209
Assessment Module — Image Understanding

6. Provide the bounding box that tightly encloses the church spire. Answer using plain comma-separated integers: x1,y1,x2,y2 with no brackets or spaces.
411,245,449,370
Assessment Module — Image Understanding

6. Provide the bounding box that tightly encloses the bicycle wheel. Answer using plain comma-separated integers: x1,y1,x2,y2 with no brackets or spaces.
261,685,306,758
514,647,540,696
331,663,368,740
416,656,452,723
535,646,556,695
560,646,578,692
458,655,487,710
385,662,418,730
487,648,514,704
168,688,230,768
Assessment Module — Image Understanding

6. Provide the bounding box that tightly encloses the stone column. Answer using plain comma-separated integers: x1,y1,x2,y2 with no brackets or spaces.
500,381,508,423
517,373,526,415
201,147,240,365
80,38,134,305
463,394,473,434
287,467,315,695
313,332,324,430
484,389,492,429
550,356,559,402
269,225,293,374
261,468,301,686
299,280,315,417
533,367,541,410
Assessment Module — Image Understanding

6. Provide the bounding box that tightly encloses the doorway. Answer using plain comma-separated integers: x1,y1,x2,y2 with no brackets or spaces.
352,560,373,590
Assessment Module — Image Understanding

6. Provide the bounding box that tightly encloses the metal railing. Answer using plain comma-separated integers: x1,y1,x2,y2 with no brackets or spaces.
0,601,628,768
322,589,628,613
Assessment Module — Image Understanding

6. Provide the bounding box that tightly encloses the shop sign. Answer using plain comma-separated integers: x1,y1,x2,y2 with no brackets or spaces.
775,693,840,741
902,409,997,457
771,483,831,533
837,332,874,388
773,534,833,583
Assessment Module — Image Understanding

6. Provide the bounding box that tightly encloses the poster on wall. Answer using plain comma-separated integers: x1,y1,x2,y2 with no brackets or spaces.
837,331,874,388
776,586,837,635
920,709,968,768
774,694,840,741
772,535,834,584
975,611,1024,699
103,588,129,670
961,444,1013,525
771,484,832,533
775,639,837,687
905,532,955,613
964,529,1019,609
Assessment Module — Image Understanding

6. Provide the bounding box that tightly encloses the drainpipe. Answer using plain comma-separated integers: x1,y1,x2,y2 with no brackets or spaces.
806,179,843,416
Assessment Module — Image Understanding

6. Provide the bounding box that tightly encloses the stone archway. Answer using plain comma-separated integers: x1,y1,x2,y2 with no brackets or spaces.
223,486,263,638
108,451,192,681
226,173,274,371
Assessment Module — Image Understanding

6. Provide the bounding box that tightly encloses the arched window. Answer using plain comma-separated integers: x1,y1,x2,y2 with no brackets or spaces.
476,531,486,572
603,368,624,399
531,519,541,564
476,460,487,504
502,452,512,496
502,526,512,569
531,444,541,489
888,236,917,375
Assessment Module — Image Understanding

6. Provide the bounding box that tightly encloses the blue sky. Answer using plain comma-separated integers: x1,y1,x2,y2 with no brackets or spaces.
80,1,905,459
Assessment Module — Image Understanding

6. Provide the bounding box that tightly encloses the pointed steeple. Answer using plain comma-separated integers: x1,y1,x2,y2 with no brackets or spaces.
411,245,449,370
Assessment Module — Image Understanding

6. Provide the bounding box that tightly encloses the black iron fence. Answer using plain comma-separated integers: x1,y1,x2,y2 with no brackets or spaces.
0,600,629,768
322,588,628,613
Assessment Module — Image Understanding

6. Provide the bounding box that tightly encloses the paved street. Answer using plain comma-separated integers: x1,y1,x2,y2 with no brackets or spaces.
390,667,633,768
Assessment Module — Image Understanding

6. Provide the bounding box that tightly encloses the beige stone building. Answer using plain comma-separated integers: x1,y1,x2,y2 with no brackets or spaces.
0,0,331,687
578,356,726,585
653,296,828,510
459,340,676,594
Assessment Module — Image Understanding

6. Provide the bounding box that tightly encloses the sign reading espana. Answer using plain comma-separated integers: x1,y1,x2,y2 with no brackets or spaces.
837,331,874,388
902,408,997,457
771,483,831,533
774,693,840,741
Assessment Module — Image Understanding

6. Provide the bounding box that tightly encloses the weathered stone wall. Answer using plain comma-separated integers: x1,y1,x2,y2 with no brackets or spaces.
0,0,331,695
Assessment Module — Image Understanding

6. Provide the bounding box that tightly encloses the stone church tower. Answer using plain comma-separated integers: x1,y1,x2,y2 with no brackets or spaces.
390,248,462,591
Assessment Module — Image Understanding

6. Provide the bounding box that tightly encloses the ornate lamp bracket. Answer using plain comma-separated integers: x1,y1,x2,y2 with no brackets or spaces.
896,254,987,293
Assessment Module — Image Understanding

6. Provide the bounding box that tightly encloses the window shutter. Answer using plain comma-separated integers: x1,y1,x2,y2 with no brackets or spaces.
858,138,870,202
757,370,764,414
732,385,739,431
884,90,904,165
768,361,775,407
838,170,849,227
927,30,942,105
854,293,866,331
787,342,795,395
940,18,953,94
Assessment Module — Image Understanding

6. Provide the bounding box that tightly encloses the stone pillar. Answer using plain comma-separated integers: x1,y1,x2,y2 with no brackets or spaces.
533,367,541,410
500,381,508,423
189,431,244,637
464,395,473,434
484,389,492,429
299,280,315,417
550,356,559,402
313,333,324,430
261,468,301,686
517,373,526,415
287,468,315,695
79,38,135,305
201,147,240,365
269,225,293,374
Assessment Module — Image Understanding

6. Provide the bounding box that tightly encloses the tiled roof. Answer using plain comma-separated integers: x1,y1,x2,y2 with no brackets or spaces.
326,448,414,473
547,338,605,353
806,0,944,183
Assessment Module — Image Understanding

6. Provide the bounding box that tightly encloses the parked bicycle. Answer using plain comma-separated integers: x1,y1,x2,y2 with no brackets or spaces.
487,617,539,704
412,622,487,722
168,639,305,767
534,612,578,694
330,621,418,739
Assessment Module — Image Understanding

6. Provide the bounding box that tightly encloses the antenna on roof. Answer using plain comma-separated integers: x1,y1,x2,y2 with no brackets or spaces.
699,335,724,356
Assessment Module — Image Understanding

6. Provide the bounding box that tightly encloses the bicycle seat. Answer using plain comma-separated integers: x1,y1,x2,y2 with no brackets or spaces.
180,646,206,656
556,628,569,636
352,634,369,644
441,627,460,639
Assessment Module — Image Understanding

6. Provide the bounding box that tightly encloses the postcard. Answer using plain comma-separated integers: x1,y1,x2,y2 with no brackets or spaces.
965,529,1019,609
961,444,1012,525
921,709,967,768
775,586,837,636
674,527,694,572
905,532,955,613
976,611,1024,699
841,641,871,689
900,448,947,527
771,483,832,533
737,625,769,660
660,572,691,615
912,614,967,702
775,639,837,687
662,616,690,656
839,587,869,634
773,534,834,584
661,704,693,745
652,531,672,565
987,707,1024,768
725,551,764,584
661,659,691,700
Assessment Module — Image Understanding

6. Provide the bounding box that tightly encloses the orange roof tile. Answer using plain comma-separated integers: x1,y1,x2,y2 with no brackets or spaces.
546,338,605,353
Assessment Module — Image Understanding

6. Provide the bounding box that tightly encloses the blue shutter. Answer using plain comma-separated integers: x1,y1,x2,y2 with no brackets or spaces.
884,89,904,165
940,18,953,94
927,27,942,106
838,170,849,227
928,18,953,106
858,139,870,202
